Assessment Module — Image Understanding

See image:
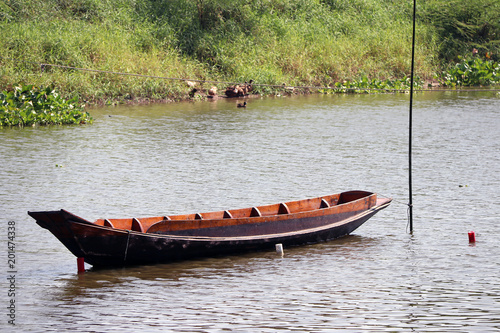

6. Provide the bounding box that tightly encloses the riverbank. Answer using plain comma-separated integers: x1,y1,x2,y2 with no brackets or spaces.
1,0,499,106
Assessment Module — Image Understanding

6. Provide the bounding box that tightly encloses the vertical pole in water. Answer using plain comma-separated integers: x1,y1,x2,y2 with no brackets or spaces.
408,0,417,233
77,257,85,273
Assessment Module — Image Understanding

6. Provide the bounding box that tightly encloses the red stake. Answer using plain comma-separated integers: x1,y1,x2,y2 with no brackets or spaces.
77,257,85,273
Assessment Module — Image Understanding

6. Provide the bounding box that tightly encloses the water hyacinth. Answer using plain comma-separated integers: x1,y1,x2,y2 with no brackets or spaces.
0,84,93,127
439,56,500,87
318,76,422,94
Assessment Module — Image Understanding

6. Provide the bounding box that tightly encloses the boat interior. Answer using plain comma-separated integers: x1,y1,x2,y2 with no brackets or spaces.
93,191,373,234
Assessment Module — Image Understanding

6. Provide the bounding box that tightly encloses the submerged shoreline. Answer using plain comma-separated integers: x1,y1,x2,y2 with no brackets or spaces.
87,81,500,108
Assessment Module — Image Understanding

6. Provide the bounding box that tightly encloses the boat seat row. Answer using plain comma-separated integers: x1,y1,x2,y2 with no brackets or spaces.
184,199,331,220
99,197,335,232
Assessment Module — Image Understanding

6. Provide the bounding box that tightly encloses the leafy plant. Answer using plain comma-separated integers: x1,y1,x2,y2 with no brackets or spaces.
318,76,422,94
0,84,92,127
438,56,500,86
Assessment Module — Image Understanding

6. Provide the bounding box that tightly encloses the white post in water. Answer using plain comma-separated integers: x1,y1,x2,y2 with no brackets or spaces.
275,243,284,257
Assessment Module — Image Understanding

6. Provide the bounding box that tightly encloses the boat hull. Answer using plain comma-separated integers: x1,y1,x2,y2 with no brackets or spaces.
28,192,391,267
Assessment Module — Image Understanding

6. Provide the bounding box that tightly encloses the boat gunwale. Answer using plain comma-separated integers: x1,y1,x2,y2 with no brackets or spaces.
91,191,376,233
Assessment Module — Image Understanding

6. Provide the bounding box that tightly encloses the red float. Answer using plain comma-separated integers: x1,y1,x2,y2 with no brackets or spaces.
468,231,476,243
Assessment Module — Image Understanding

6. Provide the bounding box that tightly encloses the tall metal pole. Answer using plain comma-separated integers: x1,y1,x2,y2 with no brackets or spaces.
408,0,416,232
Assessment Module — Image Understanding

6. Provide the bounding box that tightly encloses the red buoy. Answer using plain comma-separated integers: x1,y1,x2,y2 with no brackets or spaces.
77,257,85,273
468,231,476,243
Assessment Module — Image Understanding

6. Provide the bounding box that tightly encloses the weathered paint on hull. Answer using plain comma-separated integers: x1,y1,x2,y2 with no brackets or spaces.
28,191,391,266
28,192,391,267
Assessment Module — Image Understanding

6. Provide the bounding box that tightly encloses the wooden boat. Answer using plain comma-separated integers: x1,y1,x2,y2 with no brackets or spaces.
28,190,391,267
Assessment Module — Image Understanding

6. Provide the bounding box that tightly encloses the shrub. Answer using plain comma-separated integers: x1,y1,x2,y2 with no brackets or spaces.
423,0,500,63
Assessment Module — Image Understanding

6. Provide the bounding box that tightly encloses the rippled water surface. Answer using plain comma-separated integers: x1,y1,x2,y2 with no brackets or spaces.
2,92,500,332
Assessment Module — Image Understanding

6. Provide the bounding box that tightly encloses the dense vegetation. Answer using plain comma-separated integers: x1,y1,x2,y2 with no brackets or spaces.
0,84,92,126
0,0,499,110
438,56,500,87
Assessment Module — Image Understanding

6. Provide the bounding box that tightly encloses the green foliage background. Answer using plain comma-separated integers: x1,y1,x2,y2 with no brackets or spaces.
0,0,499,103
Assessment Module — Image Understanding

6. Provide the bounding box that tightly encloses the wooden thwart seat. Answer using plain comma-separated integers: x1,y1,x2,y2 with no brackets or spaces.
104,219,114,228
250,207,262,217
132,218,144,232
320,198,330,208
102,218,144,232
278,202,290,215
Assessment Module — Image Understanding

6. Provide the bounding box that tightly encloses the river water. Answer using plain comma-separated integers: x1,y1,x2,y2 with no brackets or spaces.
1,91,499,332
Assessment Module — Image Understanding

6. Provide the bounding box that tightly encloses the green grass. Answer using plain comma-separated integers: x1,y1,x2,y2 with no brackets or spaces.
0,0,498,106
